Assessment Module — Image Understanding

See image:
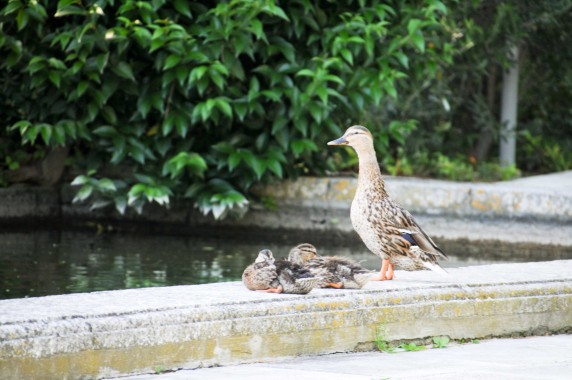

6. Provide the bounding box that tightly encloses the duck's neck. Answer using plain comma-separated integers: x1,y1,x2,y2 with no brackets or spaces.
357,151,388,198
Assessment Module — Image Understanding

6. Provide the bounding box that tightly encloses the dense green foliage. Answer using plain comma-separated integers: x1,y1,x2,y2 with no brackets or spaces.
1,0,571,218
1,0,453,217
375,0,572,180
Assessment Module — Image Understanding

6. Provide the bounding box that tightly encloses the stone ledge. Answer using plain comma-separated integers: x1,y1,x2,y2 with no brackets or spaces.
0,187,60,221
1,260,571,380
251,176,572,222
2,174,571,227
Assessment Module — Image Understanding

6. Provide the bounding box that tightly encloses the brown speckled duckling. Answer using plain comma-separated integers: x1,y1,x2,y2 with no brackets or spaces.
242,249,321,294
288,243,372,289
328,125,448,281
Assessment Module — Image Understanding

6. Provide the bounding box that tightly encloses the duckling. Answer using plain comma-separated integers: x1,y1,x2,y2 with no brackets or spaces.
328,125,448,281
242,249,321,294
288,243,372,289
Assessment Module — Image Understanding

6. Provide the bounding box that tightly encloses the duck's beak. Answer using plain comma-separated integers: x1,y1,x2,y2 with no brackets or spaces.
327,136,348,146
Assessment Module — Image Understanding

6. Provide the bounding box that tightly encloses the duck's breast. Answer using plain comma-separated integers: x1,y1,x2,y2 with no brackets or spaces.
350,194,386,258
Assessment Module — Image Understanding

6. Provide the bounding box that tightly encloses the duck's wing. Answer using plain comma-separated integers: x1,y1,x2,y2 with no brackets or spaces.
275,260,321,293
329,256,371,273
389,204,448,260
276,260,315,278
304,258,339,283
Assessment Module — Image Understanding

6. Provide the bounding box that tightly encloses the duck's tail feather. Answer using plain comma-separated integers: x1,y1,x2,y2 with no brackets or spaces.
353,272,373,288
422,261,448,275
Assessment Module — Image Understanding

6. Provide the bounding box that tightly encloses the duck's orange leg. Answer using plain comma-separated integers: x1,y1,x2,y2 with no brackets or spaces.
370,259,394,281
386,262,395,280
326,282,344,289
257,285,283,293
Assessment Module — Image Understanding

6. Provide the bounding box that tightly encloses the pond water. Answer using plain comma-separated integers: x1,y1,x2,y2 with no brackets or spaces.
1,228,570,299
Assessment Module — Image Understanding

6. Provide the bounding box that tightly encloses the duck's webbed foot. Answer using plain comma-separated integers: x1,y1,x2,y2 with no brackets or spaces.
386,262,395,280
370,259,395,281
326,282,343,289
257,285,284,293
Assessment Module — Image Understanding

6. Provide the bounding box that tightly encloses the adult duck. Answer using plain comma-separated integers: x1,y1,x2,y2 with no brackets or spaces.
288,243,372,289
327,125,447,280
242,249,321,294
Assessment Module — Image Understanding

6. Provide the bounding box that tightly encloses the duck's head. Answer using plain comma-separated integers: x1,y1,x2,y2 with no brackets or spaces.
327,125,374,152
288,243,318,265
255,249,275,264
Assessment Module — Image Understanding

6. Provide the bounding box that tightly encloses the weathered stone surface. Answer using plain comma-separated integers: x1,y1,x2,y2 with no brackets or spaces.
1,174,571,241
130,335,572,380
0,186,60,221
251,175,572,221
1,260,571,380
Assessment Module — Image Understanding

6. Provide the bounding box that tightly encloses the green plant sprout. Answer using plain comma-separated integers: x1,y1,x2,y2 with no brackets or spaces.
399,342,426,352
373,325,395,353
432,336,450,348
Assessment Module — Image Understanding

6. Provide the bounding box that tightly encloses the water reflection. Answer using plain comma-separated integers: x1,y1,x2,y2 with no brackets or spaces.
0,229,570,299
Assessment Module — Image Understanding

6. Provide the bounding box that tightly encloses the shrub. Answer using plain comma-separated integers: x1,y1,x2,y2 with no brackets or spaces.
0,0,454,218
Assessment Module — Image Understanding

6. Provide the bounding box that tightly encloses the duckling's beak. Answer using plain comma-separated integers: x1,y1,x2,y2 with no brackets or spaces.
327,136,348,146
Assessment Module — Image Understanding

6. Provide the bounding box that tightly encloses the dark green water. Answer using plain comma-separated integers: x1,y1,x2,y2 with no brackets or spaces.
1,229,570,299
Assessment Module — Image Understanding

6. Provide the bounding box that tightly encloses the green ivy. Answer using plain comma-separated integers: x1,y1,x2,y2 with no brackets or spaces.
0,0,454,218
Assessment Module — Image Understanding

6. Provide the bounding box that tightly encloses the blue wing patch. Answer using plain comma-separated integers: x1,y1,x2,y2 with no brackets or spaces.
401,232,417,246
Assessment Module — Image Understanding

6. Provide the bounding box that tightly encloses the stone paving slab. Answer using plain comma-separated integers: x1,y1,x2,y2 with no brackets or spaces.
123,335,572,380
1,260,571,379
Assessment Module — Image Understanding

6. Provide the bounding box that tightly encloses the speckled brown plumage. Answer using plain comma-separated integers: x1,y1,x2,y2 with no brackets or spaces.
242,249,321,294
328,125,448,280
288,243,372,289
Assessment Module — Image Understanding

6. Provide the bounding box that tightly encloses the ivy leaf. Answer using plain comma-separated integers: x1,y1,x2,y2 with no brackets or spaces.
394,52,409,68
162,152,207,179
114,196,128,215
163,54,182,70
71,175,90,186
97,178,117,192
113,61,135,81
55,5,87,17
93,125,117,138
241,150,266,179
296,69,314,78
73,185,93,203
340,49,353,65
173,0,192,18
411,32,425,53
39,124,52,145
228,152,241,171
215,98,232,118
407,19,422,35
3,1,23,16
291,139,317,156
308,102,322,123
17,9,29,31
48,72,61,88
266,159,283,178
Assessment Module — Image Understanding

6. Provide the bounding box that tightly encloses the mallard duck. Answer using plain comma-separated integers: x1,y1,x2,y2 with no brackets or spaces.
328,125,448,280
288,243,372,289
242,249,321,294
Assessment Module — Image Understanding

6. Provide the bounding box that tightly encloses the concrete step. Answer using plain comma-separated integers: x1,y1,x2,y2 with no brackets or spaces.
1,260,571,379
121,335,572,380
